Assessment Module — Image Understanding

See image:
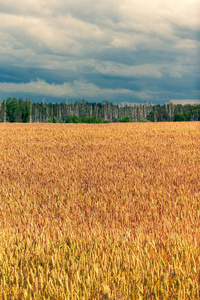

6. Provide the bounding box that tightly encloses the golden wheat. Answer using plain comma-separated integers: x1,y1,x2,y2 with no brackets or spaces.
0,122,200,299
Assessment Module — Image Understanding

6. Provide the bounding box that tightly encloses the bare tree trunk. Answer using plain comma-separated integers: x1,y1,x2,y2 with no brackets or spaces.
29,100,32,123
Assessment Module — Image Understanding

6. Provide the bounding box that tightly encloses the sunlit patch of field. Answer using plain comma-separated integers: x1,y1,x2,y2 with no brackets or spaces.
0,122,200,299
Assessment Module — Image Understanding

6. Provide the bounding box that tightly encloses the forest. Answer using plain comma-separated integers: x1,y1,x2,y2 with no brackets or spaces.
0,97,200,123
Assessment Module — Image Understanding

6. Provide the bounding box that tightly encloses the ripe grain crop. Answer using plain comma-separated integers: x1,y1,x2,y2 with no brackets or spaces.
0,122,200,299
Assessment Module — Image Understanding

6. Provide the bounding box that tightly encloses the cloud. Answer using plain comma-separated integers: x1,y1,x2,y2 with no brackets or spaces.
0,78,154,102
1,0,199,55
170,99,200,105
0,78,199,105
0,0,199,103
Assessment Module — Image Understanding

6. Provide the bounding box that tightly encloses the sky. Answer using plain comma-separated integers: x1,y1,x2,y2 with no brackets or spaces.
0,0,200,104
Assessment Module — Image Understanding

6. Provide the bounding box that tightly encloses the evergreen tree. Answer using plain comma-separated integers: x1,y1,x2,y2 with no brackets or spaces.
6,97,19,122
19,98,30,122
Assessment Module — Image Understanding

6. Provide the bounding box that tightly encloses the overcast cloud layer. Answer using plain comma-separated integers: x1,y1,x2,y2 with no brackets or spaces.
0,0,200,104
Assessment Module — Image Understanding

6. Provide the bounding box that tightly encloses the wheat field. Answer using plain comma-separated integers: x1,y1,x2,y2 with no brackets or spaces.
0,122,200,299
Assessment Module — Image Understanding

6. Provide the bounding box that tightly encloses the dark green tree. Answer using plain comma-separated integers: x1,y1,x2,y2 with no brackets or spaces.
191,109,199,121
162,110,170,121
6,97,19,122
146,111,155,122
183,111,191,121
174,113,185,121
19,98,30,122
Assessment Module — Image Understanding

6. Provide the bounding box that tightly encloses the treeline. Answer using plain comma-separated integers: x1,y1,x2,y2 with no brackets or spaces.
146,103,200,122
0,97,200,123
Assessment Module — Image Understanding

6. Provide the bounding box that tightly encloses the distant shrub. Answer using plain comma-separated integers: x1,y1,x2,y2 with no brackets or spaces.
139,118,149,122
53,116,58,123
65,115,105,123
119,116,132,122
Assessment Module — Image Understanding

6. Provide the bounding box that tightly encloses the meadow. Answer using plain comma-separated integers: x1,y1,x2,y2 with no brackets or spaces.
0,122,200,299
